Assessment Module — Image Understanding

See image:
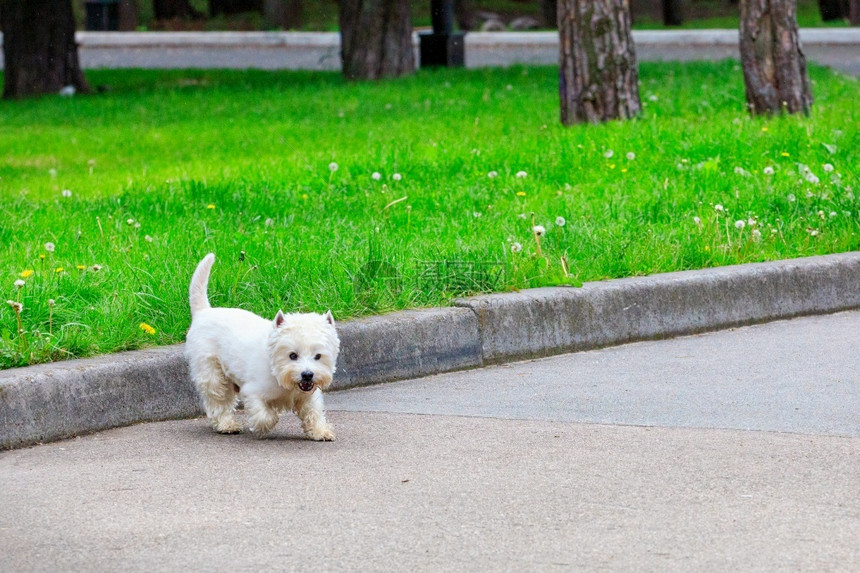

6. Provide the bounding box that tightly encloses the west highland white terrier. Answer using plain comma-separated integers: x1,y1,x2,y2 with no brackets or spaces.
185,253,340,440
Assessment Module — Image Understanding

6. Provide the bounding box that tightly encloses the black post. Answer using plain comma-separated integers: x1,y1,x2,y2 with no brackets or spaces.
420,0,464,68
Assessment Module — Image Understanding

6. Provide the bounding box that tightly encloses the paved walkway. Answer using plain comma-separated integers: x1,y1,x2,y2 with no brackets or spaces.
1,30,858,76
1,311,858,571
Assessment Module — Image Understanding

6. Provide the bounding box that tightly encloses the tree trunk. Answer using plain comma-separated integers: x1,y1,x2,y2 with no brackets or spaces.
662,0,684,25
453,0,472,30
558,0,641,125
849,0,860,24
264,0,302,28
0,0,90,99
153,0,203,19
542,0,558,28
339,0,414,81
210,0,264,16
817,0,846,21
739,0,812,115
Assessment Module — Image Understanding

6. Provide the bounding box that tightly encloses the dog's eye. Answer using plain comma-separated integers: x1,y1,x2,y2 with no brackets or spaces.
314,353,322,360
289,352,298,360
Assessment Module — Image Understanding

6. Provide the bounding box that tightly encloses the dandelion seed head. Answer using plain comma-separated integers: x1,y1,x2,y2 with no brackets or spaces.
555,216,566,227
693,216,702,226
145,235,153,243
44,242,56,252
7,300,22,313
823,163,834,173
264,218,274,227
752,229,762,242
735,220,746,229
61,189,72,198
329,162,339,172
487,171,498,179
127,218,135,225
510,242,522,253
714,204,724,213
533,225,546,237
515,171,527,178
829,211,837,218
14,279,25,288
787,194,796,202
763,166,774,175
48,299,55,307
517,213,527,220
626,152,635,161
371,172,382,181
392,173,402,181
603,150,614,159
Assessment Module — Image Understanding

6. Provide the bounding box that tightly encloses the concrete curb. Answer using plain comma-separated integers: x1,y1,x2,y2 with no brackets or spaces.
2,252,859,449
454,252,860,364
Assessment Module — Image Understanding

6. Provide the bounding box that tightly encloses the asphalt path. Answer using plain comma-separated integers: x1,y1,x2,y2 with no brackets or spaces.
1,311,858,571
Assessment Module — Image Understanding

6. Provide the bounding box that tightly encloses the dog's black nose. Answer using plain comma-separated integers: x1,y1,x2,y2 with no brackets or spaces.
301,371,314,382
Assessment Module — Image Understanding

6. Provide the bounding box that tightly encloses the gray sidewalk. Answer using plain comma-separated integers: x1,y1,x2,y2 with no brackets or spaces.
1,29,858,75
1,311,857,571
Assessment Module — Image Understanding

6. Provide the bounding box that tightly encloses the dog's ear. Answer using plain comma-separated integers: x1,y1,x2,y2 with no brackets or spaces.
323,310,335,327
274,310,286,328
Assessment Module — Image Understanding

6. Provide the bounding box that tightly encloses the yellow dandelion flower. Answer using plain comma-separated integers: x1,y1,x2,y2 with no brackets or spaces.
76,265,86,271
621,168,628,173
55,267,64,273
19,269,34,278
780,152,790,157
761,126,769,132
207,204,216,209
39,254,46,260
609,164,616,169
704,246,711,252
516,191,526,197
139,322,156,335
301,193,309,200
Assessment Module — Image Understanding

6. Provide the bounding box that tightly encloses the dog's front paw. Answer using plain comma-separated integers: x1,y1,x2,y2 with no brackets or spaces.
306,424,336,442
214,418,243,434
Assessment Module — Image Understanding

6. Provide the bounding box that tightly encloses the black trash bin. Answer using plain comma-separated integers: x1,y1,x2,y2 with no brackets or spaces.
85,0,120,31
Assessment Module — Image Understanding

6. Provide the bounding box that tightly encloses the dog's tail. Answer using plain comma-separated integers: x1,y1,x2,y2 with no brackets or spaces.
189,253,215,317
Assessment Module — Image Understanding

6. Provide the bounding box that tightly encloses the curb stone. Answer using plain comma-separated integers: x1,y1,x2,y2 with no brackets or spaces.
454,252,860,364
2,252,859,450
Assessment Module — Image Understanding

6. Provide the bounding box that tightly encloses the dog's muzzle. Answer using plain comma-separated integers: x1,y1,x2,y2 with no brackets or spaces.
299,371,314,392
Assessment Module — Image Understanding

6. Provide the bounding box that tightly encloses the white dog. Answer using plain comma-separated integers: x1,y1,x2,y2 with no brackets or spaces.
185,253,340,440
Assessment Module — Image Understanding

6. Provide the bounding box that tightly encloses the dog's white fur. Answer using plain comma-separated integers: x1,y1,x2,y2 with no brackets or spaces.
185,253,340,440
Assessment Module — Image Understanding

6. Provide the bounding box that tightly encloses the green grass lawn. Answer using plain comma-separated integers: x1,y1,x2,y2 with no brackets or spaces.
1,62,858,369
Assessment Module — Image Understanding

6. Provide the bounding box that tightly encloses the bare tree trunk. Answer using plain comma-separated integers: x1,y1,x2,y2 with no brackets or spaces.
339,0,414,81
453,0,472,30
264,0,302,28
153,0,203,19
542,0,558,28
210,0,264,16
558,0,641,125
817,0,846,20
849,0,860,24
662,0,684,25
739,0,812,115
0,0,90,99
